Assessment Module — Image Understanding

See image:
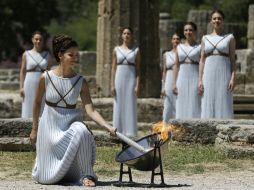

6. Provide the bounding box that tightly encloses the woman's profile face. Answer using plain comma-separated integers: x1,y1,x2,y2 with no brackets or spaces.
121,29,132,43
32,34,43,49
60,47,79,67
184,24,195,40
211,12,224,29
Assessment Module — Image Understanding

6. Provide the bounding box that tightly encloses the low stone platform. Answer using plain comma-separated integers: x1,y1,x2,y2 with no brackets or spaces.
1,118,254,157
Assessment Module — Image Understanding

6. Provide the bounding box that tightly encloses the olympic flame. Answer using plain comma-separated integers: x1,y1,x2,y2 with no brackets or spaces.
152,121,173,141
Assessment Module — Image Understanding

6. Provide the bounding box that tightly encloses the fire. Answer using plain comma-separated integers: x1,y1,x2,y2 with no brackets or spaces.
152,121,173,141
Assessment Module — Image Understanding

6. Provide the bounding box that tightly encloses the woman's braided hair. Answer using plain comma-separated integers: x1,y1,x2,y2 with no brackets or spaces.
52,34,78,62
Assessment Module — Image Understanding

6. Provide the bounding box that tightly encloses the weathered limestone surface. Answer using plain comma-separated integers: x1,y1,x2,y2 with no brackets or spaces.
248,5,254,49
0,69,19,91
0,93,164,122
187,10,210,43
215,124,254,157
1,118,254,157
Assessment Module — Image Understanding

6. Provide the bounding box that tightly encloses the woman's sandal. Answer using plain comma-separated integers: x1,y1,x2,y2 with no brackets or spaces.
80,175,96,187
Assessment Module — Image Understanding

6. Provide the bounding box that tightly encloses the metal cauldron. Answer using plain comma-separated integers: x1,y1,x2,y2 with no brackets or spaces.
115,134,169,171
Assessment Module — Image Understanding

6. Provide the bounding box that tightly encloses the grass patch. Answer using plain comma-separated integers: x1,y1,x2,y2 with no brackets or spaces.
0,144,253,180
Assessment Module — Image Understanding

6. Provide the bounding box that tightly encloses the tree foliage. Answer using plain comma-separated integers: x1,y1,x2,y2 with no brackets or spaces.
0,0,58,62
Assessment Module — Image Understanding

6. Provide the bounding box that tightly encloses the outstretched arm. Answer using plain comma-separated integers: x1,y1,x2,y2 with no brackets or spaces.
30,74,46,145
80,79,116,135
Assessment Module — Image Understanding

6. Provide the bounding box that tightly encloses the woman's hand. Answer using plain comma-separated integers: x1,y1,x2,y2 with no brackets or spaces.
20,88,25,98
111,86,116,96
30,128,37,146
134,86,139,97
109,127,117,136
198,80,204,96
161,89,165,98
172,84,178,95
228,79,235,92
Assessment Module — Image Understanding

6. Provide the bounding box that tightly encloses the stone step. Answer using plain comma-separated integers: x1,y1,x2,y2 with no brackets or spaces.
1,92,254,120
234,95,254,104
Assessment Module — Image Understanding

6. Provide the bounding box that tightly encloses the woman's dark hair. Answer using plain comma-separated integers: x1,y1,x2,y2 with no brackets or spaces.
32,30,43,38
184,22,197,31
171,32,181,39
211,9,225,20
120,27,133,34
52,34,78,62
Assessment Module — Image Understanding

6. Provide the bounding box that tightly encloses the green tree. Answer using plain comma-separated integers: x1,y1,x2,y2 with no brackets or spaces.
46,0,98,51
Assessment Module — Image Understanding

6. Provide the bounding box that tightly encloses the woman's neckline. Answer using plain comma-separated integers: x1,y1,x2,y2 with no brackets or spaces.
51,70,78,79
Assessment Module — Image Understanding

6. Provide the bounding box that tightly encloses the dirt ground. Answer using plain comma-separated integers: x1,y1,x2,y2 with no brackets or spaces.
1,170,254,190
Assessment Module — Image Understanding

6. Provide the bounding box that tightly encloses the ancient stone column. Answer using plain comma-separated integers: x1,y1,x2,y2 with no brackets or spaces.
96,0,161,97
187,10,210,42
248,5,254,49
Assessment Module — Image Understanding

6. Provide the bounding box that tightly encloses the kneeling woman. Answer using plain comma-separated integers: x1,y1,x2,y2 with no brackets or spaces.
29,34,116,187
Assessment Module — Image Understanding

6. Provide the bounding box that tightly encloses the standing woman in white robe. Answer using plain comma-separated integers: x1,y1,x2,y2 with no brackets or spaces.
199,10,235,118
161,33,181,123
111,27,141,137
173,22,201,119
20,31,53,118
29,34,116,187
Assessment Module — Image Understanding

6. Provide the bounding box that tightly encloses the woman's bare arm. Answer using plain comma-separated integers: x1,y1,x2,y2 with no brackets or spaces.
228,35,236,92
111,48,117,96
19,52,27,98
80,79,116,135
30,74,46,145
135,49,141,97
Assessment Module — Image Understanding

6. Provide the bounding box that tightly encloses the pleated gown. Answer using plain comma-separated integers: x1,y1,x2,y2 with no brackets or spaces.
22,50,49,118
163,51,176,123
113,46,138,137
176,43,201,119
201,34,234,119
32,70,96,184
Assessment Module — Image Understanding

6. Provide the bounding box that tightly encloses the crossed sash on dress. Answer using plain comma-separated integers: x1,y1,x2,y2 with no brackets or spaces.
204,35,230,57
178,45,199,64
45,71,82,109
116,47,136,66
26,51,48,72
165,52,175,70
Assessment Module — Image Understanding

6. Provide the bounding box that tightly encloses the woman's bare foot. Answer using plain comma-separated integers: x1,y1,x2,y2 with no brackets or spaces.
82,176,96,187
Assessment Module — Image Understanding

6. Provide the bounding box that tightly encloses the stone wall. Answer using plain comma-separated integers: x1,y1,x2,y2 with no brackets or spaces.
1,118,254,156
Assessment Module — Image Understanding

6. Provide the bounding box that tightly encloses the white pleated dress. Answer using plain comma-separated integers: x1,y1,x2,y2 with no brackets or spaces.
32,70,96,185
163,51,176,123
22,50,49,118
201,34,234,119
176,43,201,119
113,46,138,137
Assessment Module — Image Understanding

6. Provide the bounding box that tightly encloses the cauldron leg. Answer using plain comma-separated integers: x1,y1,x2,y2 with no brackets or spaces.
119,163,133,182
118,142,133,183
151,144,165,185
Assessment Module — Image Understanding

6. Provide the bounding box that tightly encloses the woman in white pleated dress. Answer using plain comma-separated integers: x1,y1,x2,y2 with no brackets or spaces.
199,10,235,118
20,31,53,118
161,33,180,123
29,34,116,187
173,22,201,119
111,27,141,137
